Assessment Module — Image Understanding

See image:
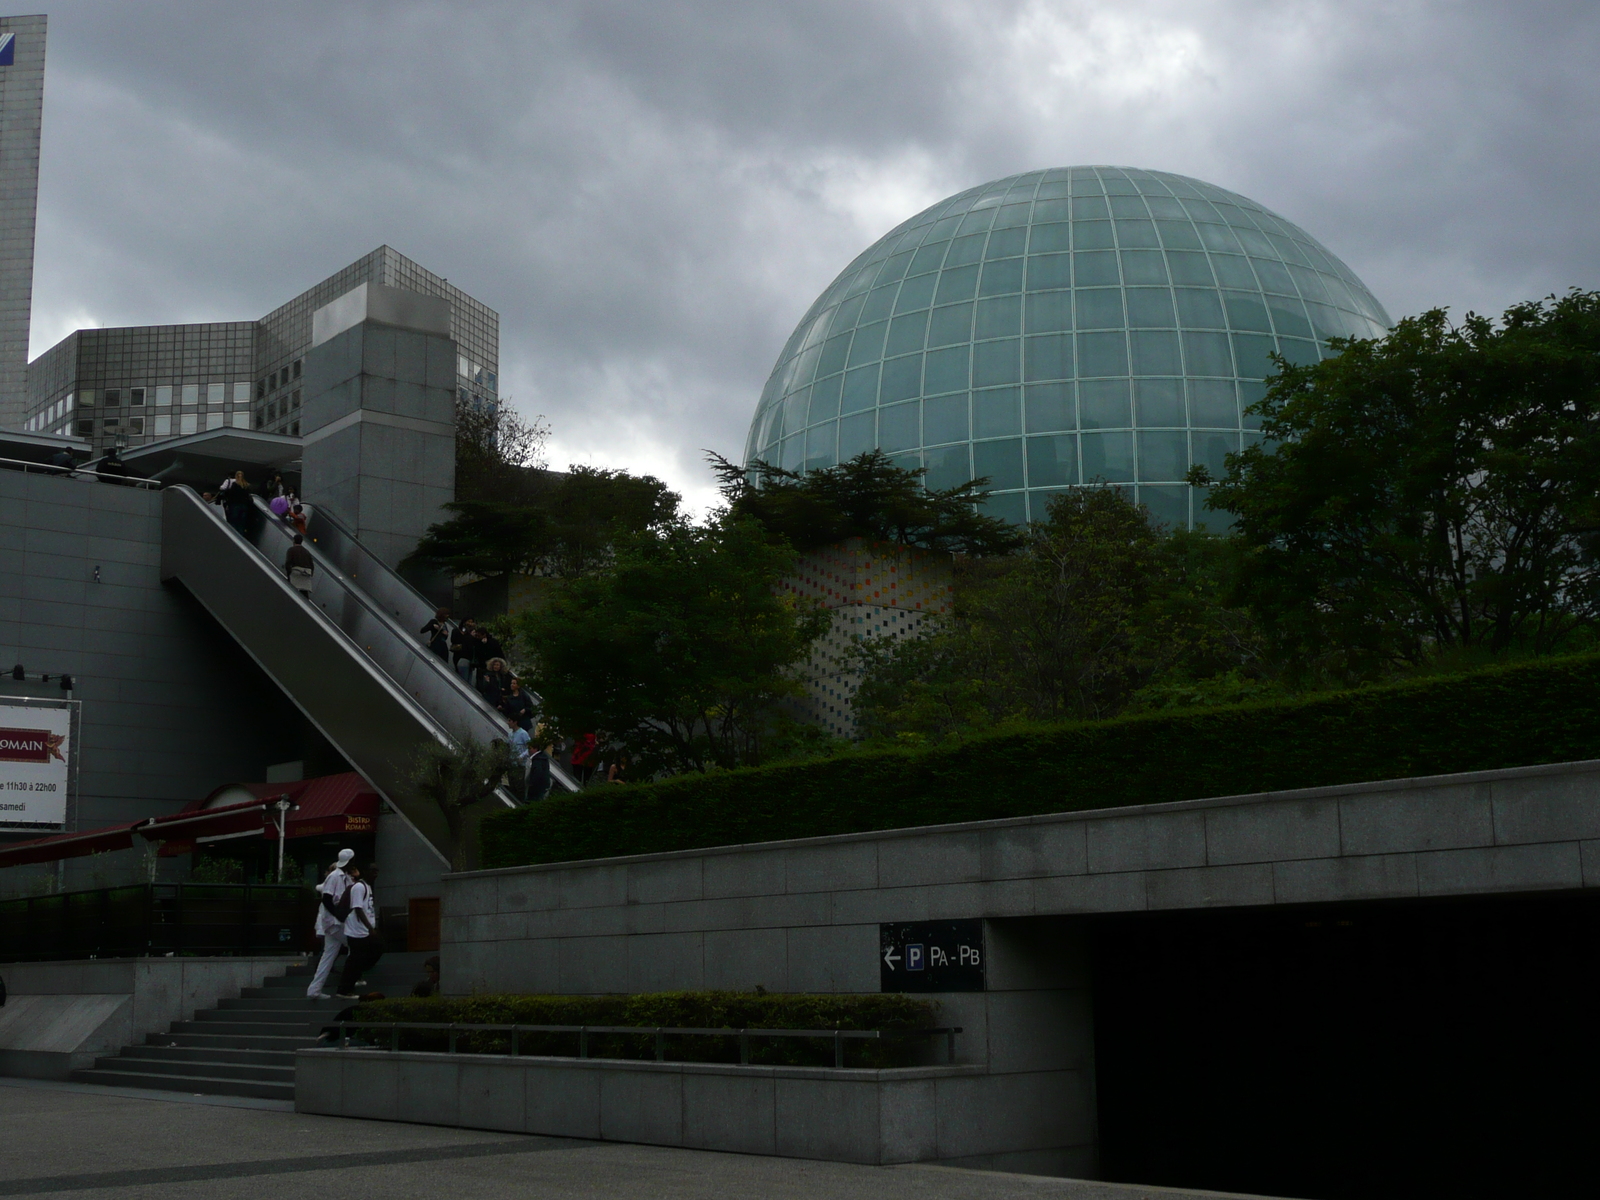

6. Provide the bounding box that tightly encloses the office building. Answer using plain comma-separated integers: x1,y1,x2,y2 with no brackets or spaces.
0,14,45,426
746,166,1392,530
20,245,499,454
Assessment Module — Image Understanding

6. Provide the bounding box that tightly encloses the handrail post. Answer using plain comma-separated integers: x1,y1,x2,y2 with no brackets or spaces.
946,1028,955,1063
739,1030,749,1065
511,1027,520,1057
579,1027,588,1059
834,1030,843,1069
655,1028,665,1062
392,1024,399,1052
449,1024,458,1053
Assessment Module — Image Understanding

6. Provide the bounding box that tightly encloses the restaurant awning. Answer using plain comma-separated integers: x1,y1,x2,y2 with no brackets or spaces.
153,773,381,855
0,773,382,866
0,821,142,868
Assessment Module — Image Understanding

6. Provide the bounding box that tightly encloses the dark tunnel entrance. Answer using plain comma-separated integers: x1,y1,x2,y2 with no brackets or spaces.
1091,890,1600,1200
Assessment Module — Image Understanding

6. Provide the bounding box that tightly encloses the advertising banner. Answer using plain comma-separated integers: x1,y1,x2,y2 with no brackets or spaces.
0,703,73,829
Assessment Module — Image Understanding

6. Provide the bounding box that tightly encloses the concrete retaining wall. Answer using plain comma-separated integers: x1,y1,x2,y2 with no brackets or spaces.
437,758,1600,1174
296,1048,1000,1166
0,955,300,1078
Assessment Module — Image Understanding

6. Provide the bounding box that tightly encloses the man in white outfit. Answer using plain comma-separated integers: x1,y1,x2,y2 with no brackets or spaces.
306,849,355,999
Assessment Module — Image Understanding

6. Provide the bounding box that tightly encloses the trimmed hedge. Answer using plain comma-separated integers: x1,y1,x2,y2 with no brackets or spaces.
483,653,1600,869
350,991,936,1068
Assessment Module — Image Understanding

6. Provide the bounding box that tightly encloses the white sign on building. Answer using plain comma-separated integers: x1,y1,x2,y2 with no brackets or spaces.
0,702,73,829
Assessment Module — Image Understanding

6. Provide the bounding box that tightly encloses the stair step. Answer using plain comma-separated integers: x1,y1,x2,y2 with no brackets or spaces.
95,1054,294,1083
150,1031,322,1052
70,1067,294,1100
122,1045,296,1068
178,1017,328,1035
218,996,345,1011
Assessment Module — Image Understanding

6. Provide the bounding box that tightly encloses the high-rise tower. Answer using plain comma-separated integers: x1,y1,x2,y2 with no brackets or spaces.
0,14,45,427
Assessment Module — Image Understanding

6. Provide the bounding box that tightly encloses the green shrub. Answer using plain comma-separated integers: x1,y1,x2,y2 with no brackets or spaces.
482,653,1600,869
349,991,937,1068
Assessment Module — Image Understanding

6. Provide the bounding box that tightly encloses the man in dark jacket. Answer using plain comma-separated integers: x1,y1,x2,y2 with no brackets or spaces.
420,608,452,659
285,535,315,597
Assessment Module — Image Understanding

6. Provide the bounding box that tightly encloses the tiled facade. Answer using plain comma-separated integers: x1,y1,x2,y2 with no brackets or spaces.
21,247,498,455
0,15,46,427
781,538,954,737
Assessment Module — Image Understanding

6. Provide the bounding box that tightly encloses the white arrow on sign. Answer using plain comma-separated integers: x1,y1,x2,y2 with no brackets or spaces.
883,946,901,971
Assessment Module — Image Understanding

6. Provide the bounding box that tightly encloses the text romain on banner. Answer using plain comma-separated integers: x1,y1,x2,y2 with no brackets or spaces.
0,705,72,829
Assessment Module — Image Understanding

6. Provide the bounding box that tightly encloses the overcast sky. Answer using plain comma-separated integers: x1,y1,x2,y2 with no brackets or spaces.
27,0,1600,510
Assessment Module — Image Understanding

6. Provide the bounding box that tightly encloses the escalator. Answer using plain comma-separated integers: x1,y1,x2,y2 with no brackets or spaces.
159,485,575,865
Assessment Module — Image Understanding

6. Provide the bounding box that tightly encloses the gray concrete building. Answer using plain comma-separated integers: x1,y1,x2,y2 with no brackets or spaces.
0,14,45,426
20,246,498,455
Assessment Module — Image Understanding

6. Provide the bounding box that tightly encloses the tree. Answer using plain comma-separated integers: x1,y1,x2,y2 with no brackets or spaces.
517,516,832,776
454,398,548,504
1196,291,1600,675
411,735,518,871
709,449,1024,556
853,488,1268,740
405,466,680,583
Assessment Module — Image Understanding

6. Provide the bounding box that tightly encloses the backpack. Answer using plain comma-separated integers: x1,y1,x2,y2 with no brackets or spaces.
320,872,354,920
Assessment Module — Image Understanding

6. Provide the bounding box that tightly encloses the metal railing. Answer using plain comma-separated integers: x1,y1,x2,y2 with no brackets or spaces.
0,455,163,489
0,882,316,961
331,1020,963,1069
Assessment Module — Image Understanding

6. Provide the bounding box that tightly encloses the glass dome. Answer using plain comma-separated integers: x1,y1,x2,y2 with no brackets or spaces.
745,166,1391,529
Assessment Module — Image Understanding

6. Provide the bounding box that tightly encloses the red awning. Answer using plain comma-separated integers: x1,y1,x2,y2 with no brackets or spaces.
0,774,383,865
154,773,381,855
0,821,141,868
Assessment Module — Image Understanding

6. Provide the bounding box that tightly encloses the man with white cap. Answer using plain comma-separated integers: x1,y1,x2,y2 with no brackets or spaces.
306,849,355,999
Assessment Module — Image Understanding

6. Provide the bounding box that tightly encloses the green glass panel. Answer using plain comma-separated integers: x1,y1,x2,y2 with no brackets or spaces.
879,400,919,451
924,442,971,491
973,339,1021,387
976,295,1022,339
1127,288,1176,328
880,354,922,403
1073,220,1115,250
1025,382,1076,432
1139,484,1189,529
847,320,887,366
1024,334,1074,382
1188,379,1238,427
1182,331,1233,376
979,258,1024,297
1137,429,1189,480
1121,250,1168,285
1027,434,1078,486
923,344,970,394
1080,378,1131,428
1076,289,1124,330
1077,331,1129,377
1025,290,1073,334
895,272,939,313
923,393,969,445
1134,378,1184,426
1082,430,1135,482
974,438,1025,490
808,373,842,423
1027,254,1072,290
928,303,973,347
974,387,1022,438
841,363,880,413
885,312,928,357
838,411,875,460
946,233,986,267
1029,223,1072,253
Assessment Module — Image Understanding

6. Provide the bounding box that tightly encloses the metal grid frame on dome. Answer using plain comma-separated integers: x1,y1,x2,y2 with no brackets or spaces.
747,166,1391,531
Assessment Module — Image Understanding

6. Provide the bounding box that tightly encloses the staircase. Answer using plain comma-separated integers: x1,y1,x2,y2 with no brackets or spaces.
71,963,335,1101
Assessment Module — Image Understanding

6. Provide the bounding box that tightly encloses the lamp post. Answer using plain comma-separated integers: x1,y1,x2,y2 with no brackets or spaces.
271,795,297,883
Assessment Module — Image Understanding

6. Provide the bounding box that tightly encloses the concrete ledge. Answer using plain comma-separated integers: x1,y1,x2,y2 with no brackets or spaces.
294,1048,1061,1166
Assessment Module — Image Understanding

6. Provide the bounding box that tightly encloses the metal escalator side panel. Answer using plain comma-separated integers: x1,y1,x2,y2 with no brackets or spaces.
248,498,511,752
297,501,582,796
159,487,456,862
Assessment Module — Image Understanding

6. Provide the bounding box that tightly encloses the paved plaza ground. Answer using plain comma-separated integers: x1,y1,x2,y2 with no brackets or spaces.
0,1079,1271,1200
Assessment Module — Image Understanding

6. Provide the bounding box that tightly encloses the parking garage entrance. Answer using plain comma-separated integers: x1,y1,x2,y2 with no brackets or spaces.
1091,890,1600,1200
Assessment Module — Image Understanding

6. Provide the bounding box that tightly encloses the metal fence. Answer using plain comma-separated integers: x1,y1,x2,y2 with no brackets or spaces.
0,882,316,961
332,1020,963,1069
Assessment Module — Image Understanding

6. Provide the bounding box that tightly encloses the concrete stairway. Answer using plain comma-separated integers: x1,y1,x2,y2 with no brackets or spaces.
71,964,337,1101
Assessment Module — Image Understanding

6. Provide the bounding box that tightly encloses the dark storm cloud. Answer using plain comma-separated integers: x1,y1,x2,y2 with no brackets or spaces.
27,1,1600,507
